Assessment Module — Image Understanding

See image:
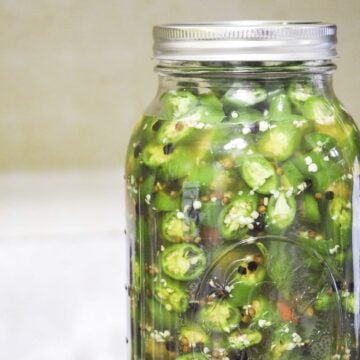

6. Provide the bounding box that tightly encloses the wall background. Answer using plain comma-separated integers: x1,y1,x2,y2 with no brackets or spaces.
0,0,359,170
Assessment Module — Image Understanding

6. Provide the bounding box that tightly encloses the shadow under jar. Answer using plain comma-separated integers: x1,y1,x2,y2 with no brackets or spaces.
125,22,360,360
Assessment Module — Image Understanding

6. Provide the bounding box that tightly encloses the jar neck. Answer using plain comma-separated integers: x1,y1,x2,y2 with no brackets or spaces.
155,59,336,77
155,60,336,97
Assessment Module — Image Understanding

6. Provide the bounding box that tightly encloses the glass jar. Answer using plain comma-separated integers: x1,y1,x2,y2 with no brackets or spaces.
125,22,360,360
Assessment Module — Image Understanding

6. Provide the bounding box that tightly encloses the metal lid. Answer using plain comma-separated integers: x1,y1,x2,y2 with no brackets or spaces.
153,21,337,61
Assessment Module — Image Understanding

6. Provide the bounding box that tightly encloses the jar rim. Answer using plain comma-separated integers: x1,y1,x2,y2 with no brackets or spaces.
153,21,337,61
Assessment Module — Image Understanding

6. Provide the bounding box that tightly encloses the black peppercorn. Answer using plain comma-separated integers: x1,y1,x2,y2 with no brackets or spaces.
152,120,162,131
133,144,142,158
165,340,177,352
325,191,334,200
163,143,174,155
195,342,204,352
247,261,258,272
238,266,247,275
305,178,313,189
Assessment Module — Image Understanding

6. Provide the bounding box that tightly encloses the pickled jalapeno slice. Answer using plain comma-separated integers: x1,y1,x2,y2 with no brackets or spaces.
240,155,278,194
161,90,198,120
142,143,172,168
303,132,337,152
198,300,241,333
299,193,321,224
158,147,199,181
266,192,296,232
161,211,197,243
227,329,262,351
269,93,292,120
156,120,196,145
228,257,266,307
160,244,207,281
222,82,267,108
178,324,210,348
153,276,189,313
302,96,336,126
280,161,305,191
219,195,259,240
269,324,306,358
256,122,302,161
152,190,180,212
287,80,314,112
327,197,352,247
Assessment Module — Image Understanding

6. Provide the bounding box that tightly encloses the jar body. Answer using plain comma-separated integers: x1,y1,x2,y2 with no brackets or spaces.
126,63,360,360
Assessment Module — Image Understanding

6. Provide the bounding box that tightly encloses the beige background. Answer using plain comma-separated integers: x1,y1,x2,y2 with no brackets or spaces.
0,0,359,170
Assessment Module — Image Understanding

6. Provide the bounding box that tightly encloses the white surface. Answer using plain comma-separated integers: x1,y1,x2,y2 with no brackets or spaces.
0,170,128,360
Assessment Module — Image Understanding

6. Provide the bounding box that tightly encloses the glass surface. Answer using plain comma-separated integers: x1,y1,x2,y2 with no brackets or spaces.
126,64,360,360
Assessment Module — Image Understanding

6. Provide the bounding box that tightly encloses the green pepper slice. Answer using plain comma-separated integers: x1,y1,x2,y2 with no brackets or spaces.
222,82,267,108
196,92,225,124
186,163,216,188
227,256,266,307
299,193,321,225
219,194,259,240
141,115,166,141
266,192,296,232
178,324,210,348
161,90,198,120
340,121,360,165
280,161,305,191
156,120,199,145
142,142,172,168
303,132,337,153
160,244,207,281
167,92,224,126
153,276,189,313
302,96,336,126
257,122,302,161
326,197,352,247
197,300,241,333
287,80,314,112
227,329,262,350
138,175,155,204
297,230,330,256
240,155,278,194
157,146,200,181
269,323,306,359
161,211,197,243
269,93,292,120
206,246,266,307
250,297,280,328
293,151,344,192
225,108,264,125
152,191,180,212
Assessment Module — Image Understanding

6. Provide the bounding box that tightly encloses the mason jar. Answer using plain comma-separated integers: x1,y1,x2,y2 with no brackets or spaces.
125,22,360,360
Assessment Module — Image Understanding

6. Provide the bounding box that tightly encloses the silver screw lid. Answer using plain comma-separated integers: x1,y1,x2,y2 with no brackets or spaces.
153,21,337,61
